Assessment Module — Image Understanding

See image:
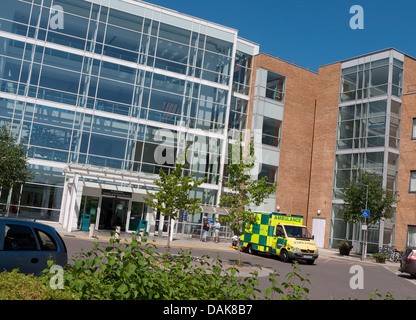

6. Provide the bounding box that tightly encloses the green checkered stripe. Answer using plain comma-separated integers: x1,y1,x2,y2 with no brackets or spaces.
240,213,275,253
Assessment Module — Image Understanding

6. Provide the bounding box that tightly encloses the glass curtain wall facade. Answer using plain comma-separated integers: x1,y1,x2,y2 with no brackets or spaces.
0,0,258,224
330,50,404,251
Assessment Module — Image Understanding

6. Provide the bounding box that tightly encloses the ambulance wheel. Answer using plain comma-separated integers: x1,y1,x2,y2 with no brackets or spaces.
280,249,291,263
248,244,257,255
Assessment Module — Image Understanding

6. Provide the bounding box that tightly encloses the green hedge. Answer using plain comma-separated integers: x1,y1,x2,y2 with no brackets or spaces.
0,269,76,300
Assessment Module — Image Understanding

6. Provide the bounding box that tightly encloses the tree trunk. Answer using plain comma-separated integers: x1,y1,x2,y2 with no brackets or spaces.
166,216,171,253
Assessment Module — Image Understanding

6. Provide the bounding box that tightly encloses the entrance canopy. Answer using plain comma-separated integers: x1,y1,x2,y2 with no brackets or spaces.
60,163,230,233
62,163,159,187
61,163,159,232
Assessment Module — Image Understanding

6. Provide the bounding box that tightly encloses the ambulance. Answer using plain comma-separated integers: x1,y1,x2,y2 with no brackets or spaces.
240,212,319,264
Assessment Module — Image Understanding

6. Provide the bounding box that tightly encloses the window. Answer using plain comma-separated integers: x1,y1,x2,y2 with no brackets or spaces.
35,229,58,251
258,164,278,186
410,171,416,193
3,224,37,251
407,226,416,247
285,225,313,239
262,116,282,147
412,119,416,140
340,58,399,102
275,225,285,237
265,71,285,102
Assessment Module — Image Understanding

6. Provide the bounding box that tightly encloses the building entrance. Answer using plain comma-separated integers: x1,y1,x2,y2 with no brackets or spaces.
99,197,129,231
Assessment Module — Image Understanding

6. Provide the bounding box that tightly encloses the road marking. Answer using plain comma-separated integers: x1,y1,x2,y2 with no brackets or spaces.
384,266,416,286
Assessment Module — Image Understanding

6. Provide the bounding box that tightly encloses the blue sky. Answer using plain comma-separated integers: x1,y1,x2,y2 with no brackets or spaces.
147,0,416,71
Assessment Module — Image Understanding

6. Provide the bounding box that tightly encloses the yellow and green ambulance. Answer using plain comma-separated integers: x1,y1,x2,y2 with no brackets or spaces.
240,212,319,264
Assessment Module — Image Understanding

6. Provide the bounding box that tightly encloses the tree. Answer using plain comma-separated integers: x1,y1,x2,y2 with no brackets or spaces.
219,136,277,264
0,126,34,196
340,170,397,227
144,143,205,249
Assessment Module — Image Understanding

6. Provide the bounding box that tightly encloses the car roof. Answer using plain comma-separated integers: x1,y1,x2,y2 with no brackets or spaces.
0,218,57,233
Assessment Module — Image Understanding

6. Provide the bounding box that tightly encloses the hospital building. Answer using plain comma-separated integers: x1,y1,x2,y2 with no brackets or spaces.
1,0,416,251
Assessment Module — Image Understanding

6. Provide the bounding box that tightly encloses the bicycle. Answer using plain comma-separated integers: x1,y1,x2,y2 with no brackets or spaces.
379,245,402,263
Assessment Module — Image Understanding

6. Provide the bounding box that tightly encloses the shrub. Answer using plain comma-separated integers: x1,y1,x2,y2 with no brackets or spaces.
52,234,267,300
0,269,76,300
34,233,312,300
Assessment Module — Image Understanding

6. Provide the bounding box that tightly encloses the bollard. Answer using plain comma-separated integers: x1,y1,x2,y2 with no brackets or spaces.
115,226,121,239
89,223,95,237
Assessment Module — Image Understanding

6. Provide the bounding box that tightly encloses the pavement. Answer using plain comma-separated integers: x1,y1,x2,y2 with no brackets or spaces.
41,221,401,271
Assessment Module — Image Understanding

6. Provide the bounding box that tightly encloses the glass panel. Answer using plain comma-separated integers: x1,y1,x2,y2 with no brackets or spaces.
156,38,188,64
99,198,129,231
410,171,416,192
197,100,226,125
367,116,386,136
52,0,92,18
0,0,31,25
108,8,143,32
341,66,357,75
200,84,227,105
99,61,135,84
366,152,384,170
341,72,357,92
152,73,185,95
340,91,356,102
336,154,351,170
338,120,354,140
371,58,389,68
92,116,130,138
389,117,400,148
154,58,187,75
46,30,85,50
80,196,99,224
334,169,351,189
370,66,389,87
407,226,416,247
42,48,83,72
413,119,416,140
339,106,355,121
262,116,282,147
96,78,133,105
20,184,63,209
29,123,72,151
128,202,147,232
89,134,127,159
205,35,233,56
392,66,403,88
258,164,278,185
266,71,285,101
0,37,25,59
0,56,22,82
149,89,183,114
203,51,231,74
33,105,75,128
158,22,191,45
38,66,80,94
105,24,141,52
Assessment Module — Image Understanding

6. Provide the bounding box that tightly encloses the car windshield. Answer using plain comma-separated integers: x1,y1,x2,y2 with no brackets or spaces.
285,226,313,239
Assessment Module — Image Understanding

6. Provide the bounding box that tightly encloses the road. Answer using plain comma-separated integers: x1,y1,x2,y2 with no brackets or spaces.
62,235,416,300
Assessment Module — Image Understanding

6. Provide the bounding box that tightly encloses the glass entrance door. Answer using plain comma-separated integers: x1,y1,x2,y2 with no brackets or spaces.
99,197,129,231
128,202,146,232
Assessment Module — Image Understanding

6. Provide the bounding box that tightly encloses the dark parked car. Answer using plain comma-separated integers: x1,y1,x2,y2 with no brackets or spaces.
399,247,416,278
0,218,67,276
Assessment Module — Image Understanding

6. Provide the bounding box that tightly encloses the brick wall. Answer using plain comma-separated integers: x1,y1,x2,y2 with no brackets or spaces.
395,56,416,249
249,54,320,223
